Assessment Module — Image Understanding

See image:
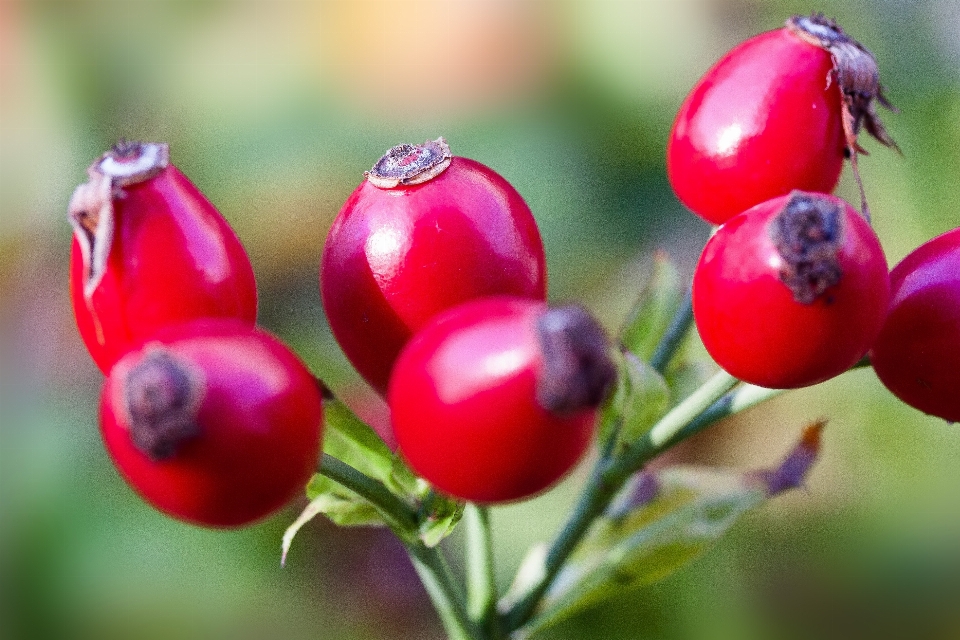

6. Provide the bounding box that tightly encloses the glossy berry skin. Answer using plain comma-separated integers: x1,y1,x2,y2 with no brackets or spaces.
693,192,890,389
100,320,322,527
389,298,608,504
69,142,257,373
667,27,845,225
322,146,546,396
871,228,960,422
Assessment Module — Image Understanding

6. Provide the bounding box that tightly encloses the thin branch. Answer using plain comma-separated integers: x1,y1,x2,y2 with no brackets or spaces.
648,286,694,374
409,542,484,640
465,504,502,638
317,453,417,532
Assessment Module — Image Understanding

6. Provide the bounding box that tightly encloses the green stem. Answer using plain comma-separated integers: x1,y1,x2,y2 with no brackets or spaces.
503,369,739,631
408,542,484,640
654,356,870,449
671,383,783,445
626,370,739,461
502,457,622,631
317,453,418,533
319,455,481,638
465,504,501,638
648,286,693,374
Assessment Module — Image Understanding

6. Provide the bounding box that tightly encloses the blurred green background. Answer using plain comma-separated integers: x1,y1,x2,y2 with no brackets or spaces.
2,0,960,638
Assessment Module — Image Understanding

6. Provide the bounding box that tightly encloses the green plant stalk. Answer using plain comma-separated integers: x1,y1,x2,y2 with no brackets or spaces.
668,357,870,447
318,453,417,532
503,370,739,631
648,286,693,374
409,542,484,640
671,383,784,445
465,504,502,638
319,453,481,639
320,304,868,636
627,370,739,459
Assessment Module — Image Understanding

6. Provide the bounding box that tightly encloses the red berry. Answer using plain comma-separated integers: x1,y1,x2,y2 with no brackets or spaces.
388,298,614,503
100,320,323,527
692,191,890,389
667,15,896,225
871,228,960,421
69,141,258,373
321,138,547,396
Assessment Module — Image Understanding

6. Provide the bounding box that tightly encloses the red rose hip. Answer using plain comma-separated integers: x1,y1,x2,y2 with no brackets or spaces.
100,320,323,527
667,15,896,225
693,191,890,389
320,138,547,395
389,298,615,503
69,140,258,373
871,228,960,422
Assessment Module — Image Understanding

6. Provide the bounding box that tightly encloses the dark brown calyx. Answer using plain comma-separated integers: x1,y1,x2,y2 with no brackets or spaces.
786,14,898,153
786,14,898,220
770,191,844,304
365,137,452,189
536,305,616,415
122,346,203,461
68,140,170,300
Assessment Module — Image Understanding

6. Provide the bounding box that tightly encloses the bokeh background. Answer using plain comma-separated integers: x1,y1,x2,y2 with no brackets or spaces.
3,0,960,638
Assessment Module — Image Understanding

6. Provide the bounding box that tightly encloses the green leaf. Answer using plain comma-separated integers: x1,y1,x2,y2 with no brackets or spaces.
663,355,714,405
385,451,429,498
417,490,466,548
528,468,764,631
619,251,683,361
597,350,671,450
283,475,388,566
616,352,671,446
322,400,394,483
522,424,824,634
303,475,387,525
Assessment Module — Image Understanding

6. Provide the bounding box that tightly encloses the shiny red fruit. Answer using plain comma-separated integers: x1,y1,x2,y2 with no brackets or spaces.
100,320,323,527
667,15,894,225
69,141,258,373
321,138,547,396
871,228,960,421
693,191,890,389
389,298,614,504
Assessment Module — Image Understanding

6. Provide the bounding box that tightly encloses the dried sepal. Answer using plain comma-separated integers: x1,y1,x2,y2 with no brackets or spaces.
67,141,170,300
365,137,452,188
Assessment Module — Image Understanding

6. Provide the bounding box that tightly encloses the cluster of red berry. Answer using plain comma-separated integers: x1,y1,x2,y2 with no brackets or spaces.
69,136,616,524
68,13,960,533
320,137,615,503
667,14,959,419
68,141,322,526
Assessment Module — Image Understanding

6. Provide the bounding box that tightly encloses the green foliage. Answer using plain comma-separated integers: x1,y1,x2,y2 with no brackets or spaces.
418,492,466,548
321,400,395,483
604,350,671,449
619,252,683,361
286,401,465,554
521,467,769,635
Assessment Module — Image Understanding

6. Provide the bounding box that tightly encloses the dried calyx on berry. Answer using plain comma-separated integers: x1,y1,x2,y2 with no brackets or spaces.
786,14,898,154
536,305,616,415
122,346,203,460
68,140,170,299
786,13,898,218
770,191,845,304
364,137,452,188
